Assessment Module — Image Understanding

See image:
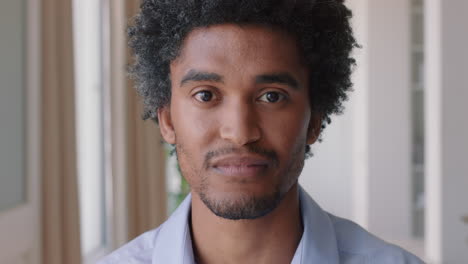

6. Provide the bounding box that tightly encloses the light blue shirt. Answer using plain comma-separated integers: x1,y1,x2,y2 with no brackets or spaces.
99,186,424,264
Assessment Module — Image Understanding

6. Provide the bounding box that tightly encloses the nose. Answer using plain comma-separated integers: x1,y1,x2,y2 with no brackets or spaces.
219,100,261,146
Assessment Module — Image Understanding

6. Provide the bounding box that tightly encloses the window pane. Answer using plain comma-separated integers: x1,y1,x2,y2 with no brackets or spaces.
73,0,107,257
411,0,425,239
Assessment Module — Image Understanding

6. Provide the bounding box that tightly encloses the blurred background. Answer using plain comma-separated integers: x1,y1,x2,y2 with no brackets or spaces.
0,0,467,263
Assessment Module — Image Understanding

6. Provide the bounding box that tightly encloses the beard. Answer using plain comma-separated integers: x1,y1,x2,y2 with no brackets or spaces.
198,181,283,220
176,141,306,220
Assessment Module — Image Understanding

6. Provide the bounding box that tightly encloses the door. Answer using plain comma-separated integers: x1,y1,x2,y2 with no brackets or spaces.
0,0,41,263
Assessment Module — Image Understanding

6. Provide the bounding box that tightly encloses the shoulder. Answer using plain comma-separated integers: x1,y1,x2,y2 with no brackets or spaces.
96,227,161,264
328,214,425,264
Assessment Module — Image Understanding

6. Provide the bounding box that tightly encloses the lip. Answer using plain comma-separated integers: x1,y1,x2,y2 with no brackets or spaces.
211,155,270,177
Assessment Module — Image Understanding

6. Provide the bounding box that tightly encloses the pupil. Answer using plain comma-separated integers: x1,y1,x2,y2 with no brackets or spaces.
201,91,212,101
267,92,279,102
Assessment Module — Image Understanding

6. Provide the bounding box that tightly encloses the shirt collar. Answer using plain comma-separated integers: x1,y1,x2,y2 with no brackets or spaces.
152,194,194,264
294,185,339,263
153,186,339,264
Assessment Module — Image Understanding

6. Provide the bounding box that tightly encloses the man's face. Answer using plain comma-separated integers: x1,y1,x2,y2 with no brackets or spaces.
159,24,319,220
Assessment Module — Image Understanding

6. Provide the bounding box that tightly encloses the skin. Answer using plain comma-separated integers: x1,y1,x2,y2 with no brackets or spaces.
158,24,321,264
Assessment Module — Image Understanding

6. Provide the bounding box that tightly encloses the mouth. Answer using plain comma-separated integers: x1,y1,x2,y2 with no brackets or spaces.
211,156,270,177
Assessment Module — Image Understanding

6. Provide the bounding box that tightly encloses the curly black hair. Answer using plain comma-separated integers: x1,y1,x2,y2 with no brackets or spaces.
128,0,358,152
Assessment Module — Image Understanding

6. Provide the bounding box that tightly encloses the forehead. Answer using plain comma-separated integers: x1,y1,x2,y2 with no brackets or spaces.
171,24,306,80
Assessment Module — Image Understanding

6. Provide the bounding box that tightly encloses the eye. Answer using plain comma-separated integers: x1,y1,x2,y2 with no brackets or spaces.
194,90,214,102
258,91,286,103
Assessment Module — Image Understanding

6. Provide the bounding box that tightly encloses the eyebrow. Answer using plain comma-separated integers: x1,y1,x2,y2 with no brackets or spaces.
180,69,224,86
255,72,300,90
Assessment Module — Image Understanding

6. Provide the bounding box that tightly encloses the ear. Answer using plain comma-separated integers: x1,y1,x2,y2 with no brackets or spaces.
306,113,322,145
157,106,176,144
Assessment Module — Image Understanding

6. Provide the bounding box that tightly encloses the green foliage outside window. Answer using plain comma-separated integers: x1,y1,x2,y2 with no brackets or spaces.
166,144,190,214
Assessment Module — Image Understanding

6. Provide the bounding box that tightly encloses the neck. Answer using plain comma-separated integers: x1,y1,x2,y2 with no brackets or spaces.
190,184,303,264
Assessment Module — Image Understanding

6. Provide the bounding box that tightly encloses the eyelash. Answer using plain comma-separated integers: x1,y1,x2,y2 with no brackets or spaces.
192,89,288,104
257,91,287,103
193,89,218,103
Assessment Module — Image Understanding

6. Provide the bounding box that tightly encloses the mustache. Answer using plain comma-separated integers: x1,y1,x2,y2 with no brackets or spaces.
204,145,279,169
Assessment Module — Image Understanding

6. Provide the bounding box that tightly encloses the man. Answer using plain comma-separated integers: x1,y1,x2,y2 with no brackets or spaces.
100,0,424,263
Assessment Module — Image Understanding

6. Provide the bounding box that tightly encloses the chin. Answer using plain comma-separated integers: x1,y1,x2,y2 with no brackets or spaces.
196,182,286,220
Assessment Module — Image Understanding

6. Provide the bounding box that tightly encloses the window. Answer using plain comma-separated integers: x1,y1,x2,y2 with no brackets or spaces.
73,0,111,262
410,0,425,239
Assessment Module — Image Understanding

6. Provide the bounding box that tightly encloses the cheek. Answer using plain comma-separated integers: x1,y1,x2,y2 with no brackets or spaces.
170,98,220,182
276,125,308,161
260,107,310,156
171,97,218,145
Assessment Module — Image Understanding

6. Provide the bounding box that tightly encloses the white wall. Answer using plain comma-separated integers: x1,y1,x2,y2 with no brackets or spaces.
425,0,468,262
301,0,412,242
299,103,354,220
357,0,412,241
